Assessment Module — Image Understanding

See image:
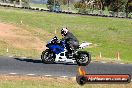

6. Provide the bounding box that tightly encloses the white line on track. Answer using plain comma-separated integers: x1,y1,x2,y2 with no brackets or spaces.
9,56,14,57
21,57,27,59
60,76,68,78
120,63,125,64
9,73,17,75
101,61,107,64
26,74,35,76
45,75,52,77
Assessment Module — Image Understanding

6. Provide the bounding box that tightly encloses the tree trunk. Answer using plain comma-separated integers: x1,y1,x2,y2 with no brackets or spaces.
125,0,129,18
100,0,105,10
117,0,119,17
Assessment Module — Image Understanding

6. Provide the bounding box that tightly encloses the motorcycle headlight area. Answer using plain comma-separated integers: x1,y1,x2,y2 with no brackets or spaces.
47,40,52,44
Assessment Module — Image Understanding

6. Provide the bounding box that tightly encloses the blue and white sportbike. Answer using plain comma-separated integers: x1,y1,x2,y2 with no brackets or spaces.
41,36,91,66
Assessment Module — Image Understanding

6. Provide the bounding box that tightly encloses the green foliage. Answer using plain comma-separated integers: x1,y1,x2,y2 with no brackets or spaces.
74,2,80,8
128,0,132,12
74,0,105,12
63,0,68,5
8,0,29,3
74,0,131,15
108,0,127,12
58,0,68,5
9,0,19,2
47,0,54,5
74,2,87,9
47,0,60,10
74,0,88,13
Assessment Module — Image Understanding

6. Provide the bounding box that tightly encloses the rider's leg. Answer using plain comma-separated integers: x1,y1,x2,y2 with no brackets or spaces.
65,43,72,53
69,41,79,51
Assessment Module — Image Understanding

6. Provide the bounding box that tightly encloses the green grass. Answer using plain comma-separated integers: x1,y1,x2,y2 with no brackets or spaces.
0,80,132,88
0,76,131,88
0,7,132,62
0,40,7,56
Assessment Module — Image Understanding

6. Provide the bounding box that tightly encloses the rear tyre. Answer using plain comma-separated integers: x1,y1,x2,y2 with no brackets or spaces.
41,49,55,64
76,51,91,66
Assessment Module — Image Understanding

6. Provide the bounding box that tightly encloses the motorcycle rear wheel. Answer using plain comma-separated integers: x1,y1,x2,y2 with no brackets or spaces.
41,49,55,64
76,51,91,66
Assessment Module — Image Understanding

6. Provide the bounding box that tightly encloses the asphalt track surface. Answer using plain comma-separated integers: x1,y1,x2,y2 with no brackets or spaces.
0,56,132,77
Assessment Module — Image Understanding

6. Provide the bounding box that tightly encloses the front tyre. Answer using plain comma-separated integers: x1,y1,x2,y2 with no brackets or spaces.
41,49,55,64
76,51,91,66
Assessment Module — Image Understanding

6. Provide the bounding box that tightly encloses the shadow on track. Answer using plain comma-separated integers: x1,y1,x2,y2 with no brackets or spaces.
14,58,42,63
14,58,77,65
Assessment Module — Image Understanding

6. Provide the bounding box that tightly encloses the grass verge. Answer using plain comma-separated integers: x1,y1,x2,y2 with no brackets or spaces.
0,6,131,62
0,75,131,88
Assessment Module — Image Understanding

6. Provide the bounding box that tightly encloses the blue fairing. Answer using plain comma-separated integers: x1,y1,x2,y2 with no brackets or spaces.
48,44,64,54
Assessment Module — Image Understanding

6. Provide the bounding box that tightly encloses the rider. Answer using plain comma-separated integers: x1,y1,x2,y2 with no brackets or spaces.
61,27,79,53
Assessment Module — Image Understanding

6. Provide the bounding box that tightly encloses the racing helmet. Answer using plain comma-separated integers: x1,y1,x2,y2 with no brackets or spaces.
61,27,69,36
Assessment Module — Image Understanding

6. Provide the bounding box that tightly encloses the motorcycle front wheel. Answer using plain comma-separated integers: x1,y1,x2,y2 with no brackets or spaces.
76,51,91,66
41,49,55,64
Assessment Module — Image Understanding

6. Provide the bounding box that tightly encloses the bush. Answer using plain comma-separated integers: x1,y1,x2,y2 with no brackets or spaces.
108,0,127,12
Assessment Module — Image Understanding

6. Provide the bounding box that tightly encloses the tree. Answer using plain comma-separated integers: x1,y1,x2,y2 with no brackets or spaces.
125,0,132,17
98,0,105,10
47,0,60,6
74,0,106,11
47,0,54,5
128,0,132,12
9,0,19,2
8,0,29,3
74,0,87,9
108,0,127,12
60,0,68,5
47,0,61,11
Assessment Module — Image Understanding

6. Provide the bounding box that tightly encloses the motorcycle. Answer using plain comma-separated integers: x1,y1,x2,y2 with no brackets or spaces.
41,36,91,66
